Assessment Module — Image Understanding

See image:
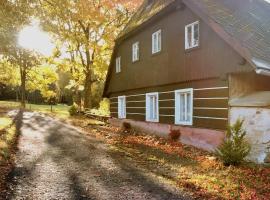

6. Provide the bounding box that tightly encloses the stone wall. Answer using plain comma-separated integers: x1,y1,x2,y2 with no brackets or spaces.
230,107,270,163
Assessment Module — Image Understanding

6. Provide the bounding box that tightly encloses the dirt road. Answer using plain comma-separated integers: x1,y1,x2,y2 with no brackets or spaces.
4,111,189,200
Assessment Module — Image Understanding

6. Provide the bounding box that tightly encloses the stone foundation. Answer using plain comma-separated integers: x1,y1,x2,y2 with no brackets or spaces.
109,118,225,152
230,107,270,163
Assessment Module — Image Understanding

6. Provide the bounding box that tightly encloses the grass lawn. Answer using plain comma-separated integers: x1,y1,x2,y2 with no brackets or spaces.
0,101,70,118
70,117,270,200
0,109,16,163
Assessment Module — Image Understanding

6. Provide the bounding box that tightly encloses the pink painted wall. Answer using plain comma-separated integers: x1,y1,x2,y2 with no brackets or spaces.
109,118,225,152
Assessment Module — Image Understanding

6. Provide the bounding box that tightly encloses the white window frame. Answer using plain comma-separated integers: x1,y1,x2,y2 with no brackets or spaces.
146,92,159,122
118,96,126,119
132,42,140,62
152,29,162,54
175,88,193,125
116,57,121,73
185,21,200,50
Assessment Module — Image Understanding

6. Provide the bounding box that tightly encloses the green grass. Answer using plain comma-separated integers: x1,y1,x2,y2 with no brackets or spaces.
0,101,70,119
0,117,12,130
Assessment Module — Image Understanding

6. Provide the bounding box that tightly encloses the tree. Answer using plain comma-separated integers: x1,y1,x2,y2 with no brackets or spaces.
7,48,40,108
37,0,142,109
0,0,33,52
0,0,37,107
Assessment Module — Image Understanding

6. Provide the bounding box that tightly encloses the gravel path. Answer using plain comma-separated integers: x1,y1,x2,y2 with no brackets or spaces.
4,111,190,200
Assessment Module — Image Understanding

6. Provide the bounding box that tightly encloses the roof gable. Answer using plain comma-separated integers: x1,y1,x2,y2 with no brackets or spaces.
117,0,176,39
103,0,270,97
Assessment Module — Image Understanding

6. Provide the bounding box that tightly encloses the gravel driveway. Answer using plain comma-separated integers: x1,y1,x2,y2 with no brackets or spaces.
4,111,190,200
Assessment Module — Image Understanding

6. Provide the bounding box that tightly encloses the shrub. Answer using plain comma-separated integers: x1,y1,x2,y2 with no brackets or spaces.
216,119,251,166
88,99,110,116
122,122,131,131
69,105,78,116
169,128,181,141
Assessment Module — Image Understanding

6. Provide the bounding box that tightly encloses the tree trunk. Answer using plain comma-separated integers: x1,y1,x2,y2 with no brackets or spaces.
20,67,26,108
84,71,92,109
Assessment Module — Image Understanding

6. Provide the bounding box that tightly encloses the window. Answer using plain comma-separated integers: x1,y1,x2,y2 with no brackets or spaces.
118,96,126,119
146,93,159,122
185,21,199,50
175,89,193,125
116,57,121,73
132,42,139,62
152,30,162,54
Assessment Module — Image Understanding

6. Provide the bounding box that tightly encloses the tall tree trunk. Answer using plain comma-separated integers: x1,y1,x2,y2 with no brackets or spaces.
84,71,92,109
20,65,26,108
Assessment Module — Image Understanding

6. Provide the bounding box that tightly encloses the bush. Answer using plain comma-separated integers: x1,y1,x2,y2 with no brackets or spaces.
169,128,181,141
69,105,78,116
216,119,251,166
122,122,131,131
88,99,110,116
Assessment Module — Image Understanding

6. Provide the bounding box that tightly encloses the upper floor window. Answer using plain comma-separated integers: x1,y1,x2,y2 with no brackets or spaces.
132,42,140,62
146,92,159,122
175,89,193,125
116,57,121,73
185,21,199,50
152,30,162,54
118,96,126,119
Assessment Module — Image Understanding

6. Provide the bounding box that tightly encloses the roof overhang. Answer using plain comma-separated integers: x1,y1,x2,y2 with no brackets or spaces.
252,58,270,76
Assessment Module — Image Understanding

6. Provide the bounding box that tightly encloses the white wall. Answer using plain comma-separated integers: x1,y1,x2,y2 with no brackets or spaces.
230,107,270,163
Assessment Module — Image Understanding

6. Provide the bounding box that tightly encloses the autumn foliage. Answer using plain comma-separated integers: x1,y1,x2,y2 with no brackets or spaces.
71,117,270,200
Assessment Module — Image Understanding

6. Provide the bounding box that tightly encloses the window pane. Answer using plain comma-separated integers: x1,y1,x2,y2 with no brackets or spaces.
137,44,139,60
187,93,191,121
180,93,185,121
153,96,157,119
187,26,192,48
193,23,199,46
158,31,161,51
150,96,153,119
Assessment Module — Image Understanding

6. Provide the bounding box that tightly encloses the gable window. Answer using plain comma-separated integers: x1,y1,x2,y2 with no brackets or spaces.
132,42,139,62
152,30,162,54
185,21,199,50
146,92,159,122
118,96,126,119
116,57,121,73
175,89,193,125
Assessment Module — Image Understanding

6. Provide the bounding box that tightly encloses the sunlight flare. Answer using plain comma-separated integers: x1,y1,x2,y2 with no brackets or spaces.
19,21,55,56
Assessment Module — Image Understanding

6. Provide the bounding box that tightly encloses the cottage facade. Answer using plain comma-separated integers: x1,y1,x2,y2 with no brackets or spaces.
103,0,270,163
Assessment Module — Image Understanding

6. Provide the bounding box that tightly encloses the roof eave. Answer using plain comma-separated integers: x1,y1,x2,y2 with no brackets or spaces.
116,0,182,44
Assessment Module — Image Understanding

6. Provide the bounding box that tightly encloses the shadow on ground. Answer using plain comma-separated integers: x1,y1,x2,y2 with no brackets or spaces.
6,112,190,200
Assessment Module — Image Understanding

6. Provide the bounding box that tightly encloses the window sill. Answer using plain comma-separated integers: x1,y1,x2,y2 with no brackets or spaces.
151,51,162,57
132,59,140,64
146,119,159,123
185,45,200,53
175,122,193,126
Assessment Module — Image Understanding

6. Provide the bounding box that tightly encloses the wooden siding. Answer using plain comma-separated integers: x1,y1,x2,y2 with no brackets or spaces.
110,78,228,130
105,6,253,96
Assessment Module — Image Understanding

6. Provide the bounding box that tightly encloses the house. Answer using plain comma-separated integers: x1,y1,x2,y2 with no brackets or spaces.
103,0,270,163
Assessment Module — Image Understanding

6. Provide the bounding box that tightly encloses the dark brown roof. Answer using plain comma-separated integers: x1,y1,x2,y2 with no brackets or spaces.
103,0,270,97
117,0,176,39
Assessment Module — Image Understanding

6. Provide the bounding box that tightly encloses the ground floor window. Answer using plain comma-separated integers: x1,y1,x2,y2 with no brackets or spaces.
146,92,159,122
118,96,126,119
175,89,193,125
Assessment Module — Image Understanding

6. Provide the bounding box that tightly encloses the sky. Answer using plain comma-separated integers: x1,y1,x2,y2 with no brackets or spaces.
18,21,55,56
